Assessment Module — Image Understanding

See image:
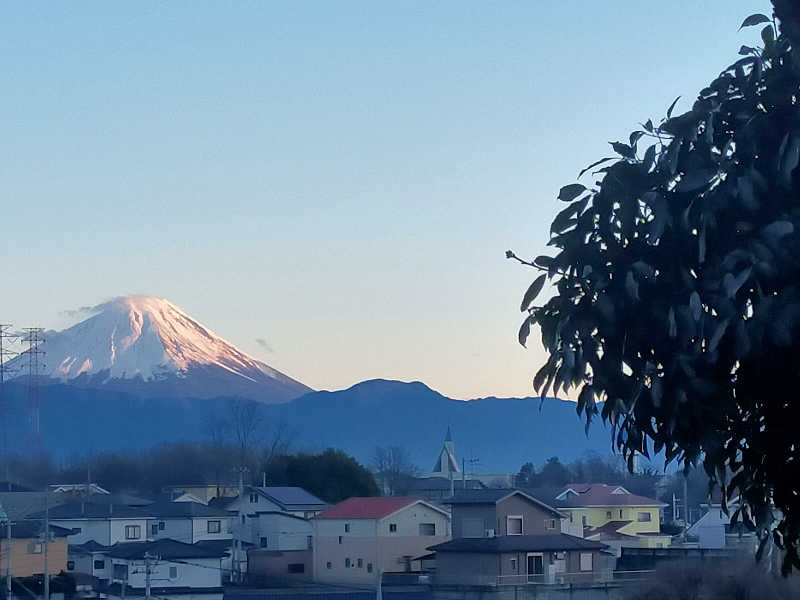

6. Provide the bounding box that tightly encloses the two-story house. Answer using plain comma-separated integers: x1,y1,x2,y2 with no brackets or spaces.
105,539,226,600
552,484,671,550
313,497,450,586
0,521,71,578
430,489,612,585
146,501,232,544
33,501,154,546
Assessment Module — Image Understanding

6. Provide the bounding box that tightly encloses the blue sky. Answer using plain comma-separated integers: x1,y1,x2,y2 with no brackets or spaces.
2,1,772,398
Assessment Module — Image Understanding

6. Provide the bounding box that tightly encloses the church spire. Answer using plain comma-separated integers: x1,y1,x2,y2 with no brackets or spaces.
431,427,460,477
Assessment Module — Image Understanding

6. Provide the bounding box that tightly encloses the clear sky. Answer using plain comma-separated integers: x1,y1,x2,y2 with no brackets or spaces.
1,1,772,399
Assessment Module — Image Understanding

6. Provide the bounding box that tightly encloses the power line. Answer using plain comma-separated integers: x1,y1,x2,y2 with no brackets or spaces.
0,325,19,485
20,328,45,453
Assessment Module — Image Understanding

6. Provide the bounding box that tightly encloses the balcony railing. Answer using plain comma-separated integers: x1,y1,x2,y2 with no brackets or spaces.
435,569,634,587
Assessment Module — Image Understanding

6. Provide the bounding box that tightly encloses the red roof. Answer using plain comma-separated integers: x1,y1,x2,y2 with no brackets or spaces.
314,497,423,520
556,484,666,508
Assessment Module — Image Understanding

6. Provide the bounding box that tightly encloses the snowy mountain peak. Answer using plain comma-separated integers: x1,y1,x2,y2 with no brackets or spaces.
10,295,311,403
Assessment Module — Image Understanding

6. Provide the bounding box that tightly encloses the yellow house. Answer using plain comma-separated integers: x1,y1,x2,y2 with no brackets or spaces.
553,484,671,550
0,522,70,577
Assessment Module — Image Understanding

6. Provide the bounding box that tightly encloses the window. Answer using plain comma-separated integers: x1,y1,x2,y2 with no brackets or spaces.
158,521,165,531
326,562,332,570
344,523,350,533
307,535,313,549
581,516,587,527
389,523,397,533
151,524,158,536
169,566,177,579
260,537,268,548
367,563,373,573
27,542,42,554
241,515,246,524
619,510,623,518
67,561,75,571
249,493,259,503
338,536,343,544
510,558,517,572
580,553,593,571
419,523,436,536
73,527,82,534
357,558,363,568
94,560,105,570
544,519,557,530
288,563,305,574
345,558,351,568
125,525,141,540
606,511,612,519
637,512,652,522
569,514,573,523
208,520,221,533
507,516,523,535
113,564,128,581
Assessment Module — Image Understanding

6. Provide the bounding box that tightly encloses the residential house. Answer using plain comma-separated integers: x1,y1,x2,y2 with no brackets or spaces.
551,484,671,550
104,539,226,600
432,489,613,585
429,535,612,585
39,500,153,545
0,492,68,522
146,501,232,544
163,485,239,504
0,521,71,578
687,502,756,552
224,486,327,522
313,497,450,586
68,540,112,585
445,489,582,538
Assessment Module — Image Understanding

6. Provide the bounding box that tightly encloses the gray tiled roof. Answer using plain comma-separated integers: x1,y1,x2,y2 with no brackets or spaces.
428,534,608,553
147,501,230,518
109,538,227,559
254,486,326,508
0,492,67,520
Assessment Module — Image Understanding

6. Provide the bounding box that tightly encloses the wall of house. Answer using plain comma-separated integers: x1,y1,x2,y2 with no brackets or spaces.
51,519,111,545
451,504,496,538
110,518,149,544
69,550,111,581
148,519,193,543
191,518,232,543
247,549,312,583
313,506,450,586
111,557,222,589
566,507,661,535
496,496,560,536
687,508,727,549
256,514,311,551
1,537,68,577
227,494,281,517
435,552,501,585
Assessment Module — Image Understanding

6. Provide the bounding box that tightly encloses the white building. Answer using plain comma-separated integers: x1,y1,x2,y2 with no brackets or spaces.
106,539,225,600
688,502,756,551
147,501,232,544
44,501,152,546
312,497,451,585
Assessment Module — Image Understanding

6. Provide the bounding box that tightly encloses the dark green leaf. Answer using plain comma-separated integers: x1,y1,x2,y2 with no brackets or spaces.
533,255,553,269
643,119,654,133
708,318,729,353
723,267,752,298
690,292,702,322
625,271,639,301
520,274,547,312
518,315,532,347
667,96,681,118
739,45,757,55
610,142,635,158
762,220,794,242
629,131,645,147
676,168,715,192
551,202,582,234
739,13,770,29
761,24,775,47
643,144,656,171
578,157,615,179
557,183,587,202
737,176,758,211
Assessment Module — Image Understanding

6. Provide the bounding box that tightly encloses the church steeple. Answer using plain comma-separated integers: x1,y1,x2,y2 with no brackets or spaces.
432,427,460,477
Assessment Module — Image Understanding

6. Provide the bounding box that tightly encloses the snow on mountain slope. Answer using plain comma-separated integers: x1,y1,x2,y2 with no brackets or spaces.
9,295,311,403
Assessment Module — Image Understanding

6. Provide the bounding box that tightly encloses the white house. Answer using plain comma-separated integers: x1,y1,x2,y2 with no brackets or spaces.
39,501,152,546
106,539,225,600
68,540,112,584
688,502,756,551
224,486,327,520
147,501,232,544
312,497,451,585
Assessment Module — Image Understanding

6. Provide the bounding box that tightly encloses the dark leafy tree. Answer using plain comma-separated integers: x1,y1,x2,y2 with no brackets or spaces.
510,7,800,571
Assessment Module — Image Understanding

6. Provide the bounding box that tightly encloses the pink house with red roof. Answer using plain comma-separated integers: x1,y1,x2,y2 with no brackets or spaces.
312,497,450,585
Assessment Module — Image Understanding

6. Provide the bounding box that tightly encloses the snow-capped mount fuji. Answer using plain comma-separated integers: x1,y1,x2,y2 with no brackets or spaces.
9,295,311,403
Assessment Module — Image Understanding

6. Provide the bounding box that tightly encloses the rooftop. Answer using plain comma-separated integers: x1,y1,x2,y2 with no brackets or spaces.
554,484,667,508
315,497,424,520
0,522,72,539
31,500,154,520
444,489,564,517
108,538,228,559
147,501,230,518
429,534,608,553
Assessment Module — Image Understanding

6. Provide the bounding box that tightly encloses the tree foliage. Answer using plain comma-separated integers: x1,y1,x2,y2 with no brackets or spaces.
510,8,800,571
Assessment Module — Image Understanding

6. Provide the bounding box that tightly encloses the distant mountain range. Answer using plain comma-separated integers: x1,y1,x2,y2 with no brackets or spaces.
1,295,619,474
0,378,615,473
6,295,310,403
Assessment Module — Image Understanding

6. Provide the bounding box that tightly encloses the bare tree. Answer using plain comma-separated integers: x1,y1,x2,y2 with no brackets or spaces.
372,446,418,496
228,399,263,466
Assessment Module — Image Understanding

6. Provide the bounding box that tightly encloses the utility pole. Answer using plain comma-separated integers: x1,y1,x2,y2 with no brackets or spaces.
144,552,152,600
6,519,11,599
233,466,248,584
0,325,18,488
43,493,49,600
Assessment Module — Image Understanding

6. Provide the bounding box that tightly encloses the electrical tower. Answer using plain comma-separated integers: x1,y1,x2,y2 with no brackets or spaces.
21,328,45,453
0,325,19,483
